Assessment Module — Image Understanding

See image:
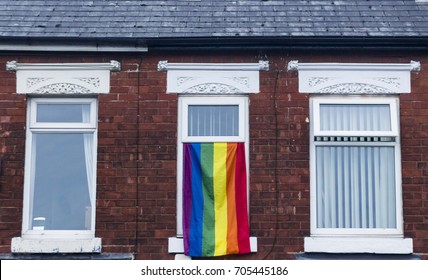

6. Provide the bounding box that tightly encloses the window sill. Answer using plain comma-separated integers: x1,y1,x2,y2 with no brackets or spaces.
304,236,413,254
168,237,258,254
11,237,101,253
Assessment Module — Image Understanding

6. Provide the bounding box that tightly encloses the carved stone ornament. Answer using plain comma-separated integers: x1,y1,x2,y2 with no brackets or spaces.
158,60,168,71
33,83,93,94
258,60,269,71
287,60,299,72
6,60,17,71
27,78,52,88
183,83,242,94
318,83,391,94
308,77,331,87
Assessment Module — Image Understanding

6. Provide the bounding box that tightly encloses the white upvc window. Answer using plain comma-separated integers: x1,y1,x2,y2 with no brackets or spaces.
7,61,119,253
159,61,268,257
22,98,98,239
176,95,249,236
310,96,403,236
288,60,417,254
180,96,247,143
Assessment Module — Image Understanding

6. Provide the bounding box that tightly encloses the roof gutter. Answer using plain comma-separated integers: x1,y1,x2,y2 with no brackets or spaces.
0,38,148,52
145,36,428,51
0,36,428,52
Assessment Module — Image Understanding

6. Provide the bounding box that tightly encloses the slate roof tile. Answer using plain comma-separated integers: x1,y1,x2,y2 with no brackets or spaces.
0,0,427,41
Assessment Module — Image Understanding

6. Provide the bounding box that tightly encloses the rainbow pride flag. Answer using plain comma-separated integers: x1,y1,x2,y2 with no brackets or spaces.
183,142,250,257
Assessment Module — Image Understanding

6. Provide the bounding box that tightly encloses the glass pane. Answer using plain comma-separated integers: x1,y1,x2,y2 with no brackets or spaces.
188,105,239,136
37,104,91,123
320,104,391,131
316,146,396,229
30,133,93,230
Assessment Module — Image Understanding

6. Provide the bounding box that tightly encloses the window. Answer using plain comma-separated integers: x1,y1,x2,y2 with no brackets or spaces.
7,61,118,253
181,97,246,143
310,96,403,236
159,61,268,257
175,96,251,256
288,60,416,253
22,98,97,238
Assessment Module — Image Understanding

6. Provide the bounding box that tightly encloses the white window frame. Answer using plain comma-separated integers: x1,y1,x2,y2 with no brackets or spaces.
310,96,403,237
29,98,97,129
181,96,247,143
21,97,98,239
176,95,249,237
312,97,399,138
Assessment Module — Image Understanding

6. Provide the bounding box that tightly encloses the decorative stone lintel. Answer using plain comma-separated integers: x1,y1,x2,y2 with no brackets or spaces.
7,61,119,94
159,61,268,94
287,60,419,94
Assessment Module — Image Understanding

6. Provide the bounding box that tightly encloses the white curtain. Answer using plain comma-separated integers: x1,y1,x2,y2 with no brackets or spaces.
316,146,396,229
320,104,391,131
189,105,238,136
29,134,38,229
316,104,396,229
82,106,93,230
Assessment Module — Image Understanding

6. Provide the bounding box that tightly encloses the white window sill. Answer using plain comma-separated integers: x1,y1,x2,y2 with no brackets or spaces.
304,236,413,254
11,237,102,253
168,237,258,254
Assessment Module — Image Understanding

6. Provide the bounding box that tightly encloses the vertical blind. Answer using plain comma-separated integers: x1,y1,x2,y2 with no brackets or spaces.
316,146,396,229
316,104,397,229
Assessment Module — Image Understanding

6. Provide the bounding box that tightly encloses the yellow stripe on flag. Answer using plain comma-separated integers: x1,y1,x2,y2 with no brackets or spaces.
213,142,228,256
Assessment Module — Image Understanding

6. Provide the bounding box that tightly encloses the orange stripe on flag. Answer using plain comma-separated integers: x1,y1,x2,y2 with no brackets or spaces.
226,143,239,254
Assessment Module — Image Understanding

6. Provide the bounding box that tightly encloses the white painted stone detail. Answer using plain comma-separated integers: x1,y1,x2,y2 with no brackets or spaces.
373,77,400,88
177,77,196,86
183,83,241,94
159,61,268,94
318,83,390,94
76,77,101,88
229,77,250,86
33,83,93,94
287,61,419,94
308,77,331,87
304,237,413,254
27,78,52,88
11,237,102,253
6,61,119,94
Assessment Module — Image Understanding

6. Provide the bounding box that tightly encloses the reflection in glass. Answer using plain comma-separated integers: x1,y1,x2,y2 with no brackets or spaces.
30,133,93,230
37,104,90,123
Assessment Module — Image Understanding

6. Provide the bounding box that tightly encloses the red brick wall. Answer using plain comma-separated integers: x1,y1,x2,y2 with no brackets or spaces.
0,50,427,259
0,56,26,253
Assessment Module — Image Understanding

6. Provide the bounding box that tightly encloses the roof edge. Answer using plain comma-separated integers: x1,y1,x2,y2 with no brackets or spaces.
1,36,428,52
0,38,148,52
146,36,428,50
